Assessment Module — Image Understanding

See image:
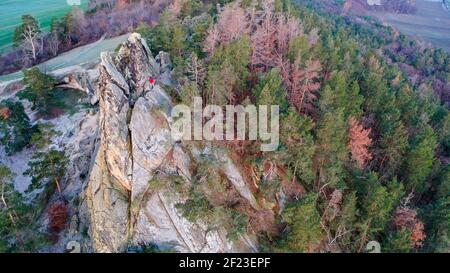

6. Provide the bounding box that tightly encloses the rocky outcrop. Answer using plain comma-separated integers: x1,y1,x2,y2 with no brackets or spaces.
55,67,99,103
83,33,258,253
0,80,24,100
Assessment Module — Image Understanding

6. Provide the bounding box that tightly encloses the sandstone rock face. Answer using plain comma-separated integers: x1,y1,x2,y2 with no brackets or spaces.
84,33,257,253
84,146,130,252
57,69,96,96
0,80,24,100
98,65,132,191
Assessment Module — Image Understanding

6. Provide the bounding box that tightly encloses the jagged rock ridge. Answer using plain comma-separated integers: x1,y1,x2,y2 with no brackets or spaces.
82,33,258,253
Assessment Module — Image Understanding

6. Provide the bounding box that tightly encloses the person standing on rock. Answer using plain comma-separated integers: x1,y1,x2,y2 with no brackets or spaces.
138,77,156,92
149,77,156,90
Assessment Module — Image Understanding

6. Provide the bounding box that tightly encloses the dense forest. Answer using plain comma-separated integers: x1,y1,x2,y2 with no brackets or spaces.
135,0,449,253
0,0,449,253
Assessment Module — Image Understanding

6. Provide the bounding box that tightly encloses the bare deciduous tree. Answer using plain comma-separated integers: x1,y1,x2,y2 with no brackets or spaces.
251,4,277,71
204,25,219,56
14,15,42,63
282,56,321,114
204,3,248,56
186,52,206,87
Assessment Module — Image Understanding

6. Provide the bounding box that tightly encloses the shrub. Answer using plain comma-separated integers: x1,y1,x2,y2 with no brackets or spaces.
47,202,68,233
20,67,56,114
25,149,68,195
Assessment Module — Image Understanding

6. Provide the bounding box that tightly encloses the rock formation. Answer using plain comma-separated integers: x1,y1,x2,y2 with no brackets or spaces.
82,33,257,253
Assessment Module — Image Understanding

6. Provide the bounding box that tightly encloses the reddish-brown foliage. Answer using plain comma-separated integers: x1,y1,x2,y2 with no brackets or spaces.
204,0,305,75
251,4,277,71
308,28,320,45
348,117,373,168
204,3,248,56
411,221,426,248
275,14,302,56
393,207,426,248
251,2,304,73
276,165,305,200
167,0,184,17
0,107,11,119
261,160,305,201
281,56,322,114
48,202,69,233
244,206,278,236
204,25,220,57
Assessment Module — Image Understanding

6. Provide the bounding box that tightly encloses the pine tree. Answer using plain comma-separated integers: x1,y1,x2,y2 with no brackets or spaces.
30,123,62,150
24,150,68,195
356,172,403,252
328,191,359,251
170,23,187,56
61,11,75,45
0,100,34,155
421,167,449,252
146,10,173,53
320,72,363,119
383,230,414,253
348,117,373,169
404,125,438,194
0,165,17,251
396,85,420,128
185,52,206,87
13,15,41,62
13,15,40,46
21,67,56,114
254,68,288,111
180,81,201,105
206,36,251,104
346,81,364,119
379,121,409,180
280,108,316,186
315,109,348,189
279,193,323,252
0,165,17,225
436,112,450,154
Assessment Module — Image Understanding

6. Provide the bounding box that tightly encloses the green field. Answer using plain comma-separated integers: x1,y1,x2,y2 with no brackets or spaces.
371,0,450,52
0,34,129,82
0,0,88,54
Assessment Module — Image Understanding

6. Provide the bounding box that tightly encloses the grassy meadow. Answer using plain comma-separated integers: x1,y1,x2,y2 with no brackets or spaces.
0,0,88,54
